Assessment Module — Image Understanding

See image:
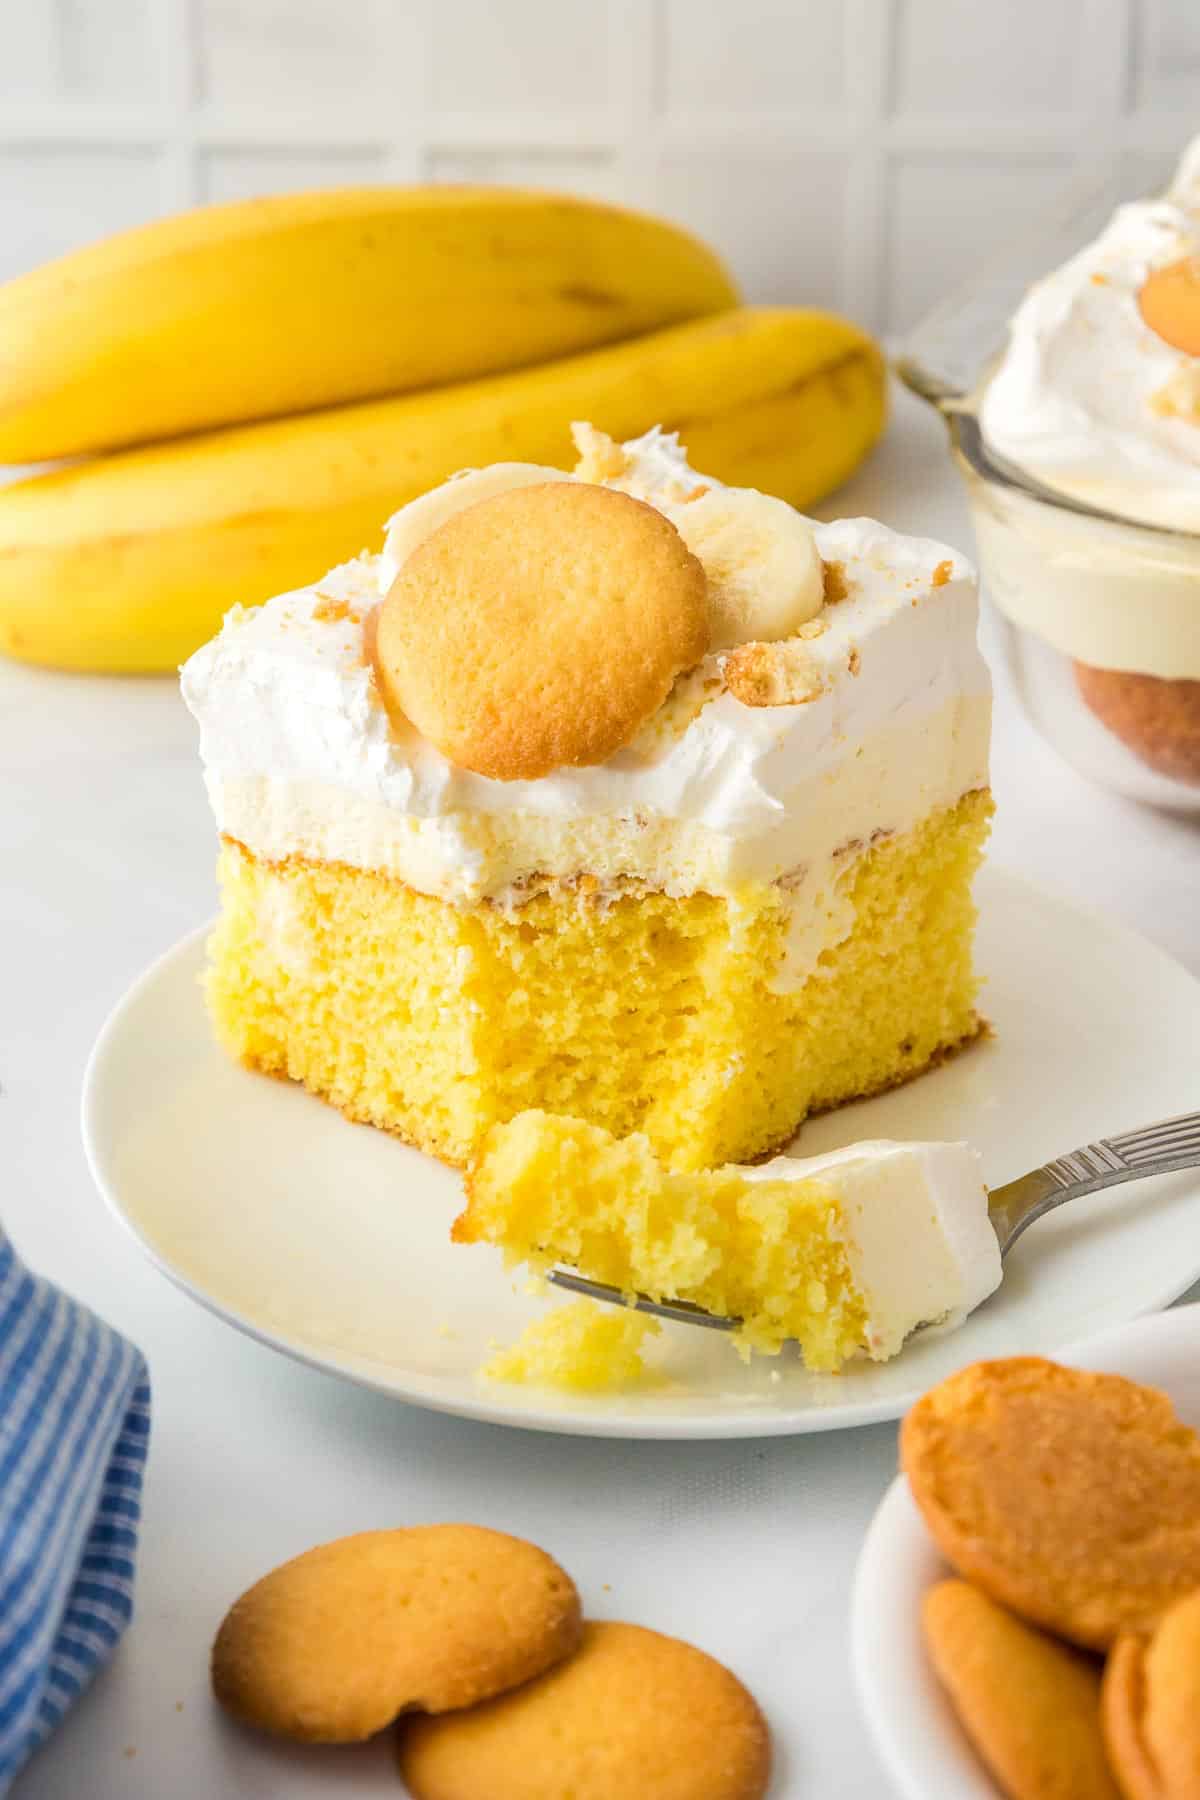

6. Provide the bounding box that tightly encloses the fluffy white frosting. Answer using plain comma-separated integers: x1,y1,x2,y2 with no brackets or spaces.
181,433,990,1000
743,1139,1001,1359
980,139,1200,530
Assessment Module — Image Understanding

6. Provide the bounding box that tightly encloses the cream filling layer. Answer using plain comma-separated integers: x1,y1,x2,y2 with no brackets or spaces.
212,686,987,997
742,1140,1001,1358
209,694,988,904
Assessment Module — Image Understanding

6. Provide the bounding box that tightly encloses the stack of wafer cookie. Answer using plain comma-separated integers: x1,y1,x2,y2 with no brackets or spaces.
902,1356,1200,1800
210,1522,770,1800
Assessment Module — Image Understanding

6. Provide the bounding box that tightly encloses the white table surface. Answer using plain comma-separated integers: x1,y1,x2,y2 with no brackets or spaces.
3,383,1198,1799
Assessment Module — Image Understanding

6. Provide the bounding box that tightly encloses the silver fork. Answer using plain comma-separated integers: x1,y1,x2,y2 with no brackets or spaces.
547,1110,1200,1333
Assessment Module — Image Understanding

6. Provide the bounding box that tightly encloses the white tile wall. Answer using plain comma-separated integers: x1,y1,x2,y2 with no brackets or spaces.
658,1,846,117
0,0,1195,333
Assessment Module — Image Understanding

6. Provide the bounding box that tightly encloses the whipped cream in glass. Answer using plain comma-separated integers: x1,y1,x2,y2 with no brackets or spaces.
980,136,1200,532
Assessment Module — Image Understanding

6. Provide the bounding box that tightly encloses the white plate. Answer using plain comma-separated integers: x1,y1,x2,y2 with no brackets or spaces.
82,866,1200,1440
852,1303,1200,1799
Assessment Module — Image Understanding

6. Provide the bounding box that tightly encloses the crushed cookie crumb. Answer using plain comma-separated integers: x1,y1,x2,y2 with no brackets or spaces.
357,601,382,671
930,559,953,588
312,594,361,624
1149,360,1200,419
725,639,825,707
847,646,861,676
822,560,850,605
571,421,629,483
796,617,827,640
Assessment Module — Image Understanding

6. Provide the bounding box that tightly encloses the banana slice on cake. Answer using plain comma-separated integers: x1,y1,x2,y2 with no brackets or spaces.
663,488,824,650
380,463,577,591
380,442,826,657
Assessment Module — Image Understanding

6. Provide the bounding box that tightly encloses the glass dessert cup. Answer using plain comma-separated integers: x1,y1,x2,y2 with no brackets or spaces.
898,174,1200,813
944,411,1200,811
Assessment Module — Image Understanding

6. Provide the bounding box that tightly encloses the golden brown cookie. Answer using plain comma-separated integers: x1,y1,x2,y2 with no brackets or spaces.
1073,663,1200,786
900,1358,1200,1651
923,1580,1121,1800
1103,1589,1200,1800
1102,1633,1161,1800
1139,257,1200,356
398,1620,770,1800
211,1524,581,1743
375,481,708,780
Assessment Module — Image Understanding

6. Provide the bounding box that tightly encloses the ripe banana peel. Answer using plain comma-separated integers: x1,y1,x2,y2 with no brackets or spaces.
0,187,738,460
0,307,886,673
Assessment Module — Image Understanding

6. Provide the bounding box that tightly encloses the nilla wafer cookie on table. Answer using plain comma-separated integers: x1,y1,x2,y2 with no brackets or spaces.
923,1579,1121,1800
398,1619,771,1800
900,1357,1200,1651
374,481,709,781
210,1524,581,1743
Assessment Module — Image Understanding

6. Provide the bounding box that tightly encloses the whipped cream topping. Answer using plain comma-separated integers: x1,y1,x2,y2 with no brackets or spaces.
743,1139,1001,1359
981,138,1200,531
182,431,990,995
1169,132,1200,209
184,530,987,887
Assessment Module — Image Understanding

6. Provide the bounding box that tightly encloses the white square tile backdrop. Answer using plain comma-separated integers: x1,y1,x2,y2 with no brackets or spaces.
0,0,1194,333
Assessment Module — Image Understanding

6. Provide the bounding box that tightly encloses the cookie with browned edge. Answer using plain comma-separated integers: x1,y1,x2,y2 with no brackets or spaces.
399,1620,770,1800
924,1579,1120,1800
375,481,708,781
211,1524,581,1742
1103,1587,1200,1799
1073,664,1200,785
901,1358,1200,1650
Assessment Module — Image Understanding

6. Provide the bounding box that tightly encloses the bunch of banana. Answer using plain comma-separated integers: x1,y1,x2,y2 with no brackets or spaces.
0,187,886,672
0,189,739,460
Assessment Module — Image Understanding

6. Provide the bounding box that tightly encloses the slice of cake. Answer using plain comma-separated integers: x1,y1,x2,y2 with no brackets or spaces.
182,423,992,1173
457,1111,1002,1369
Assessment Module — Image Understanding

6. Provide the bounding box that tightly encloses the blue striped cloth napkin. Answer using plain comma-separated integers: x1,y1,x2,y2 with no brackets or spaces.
0,1233,150,1793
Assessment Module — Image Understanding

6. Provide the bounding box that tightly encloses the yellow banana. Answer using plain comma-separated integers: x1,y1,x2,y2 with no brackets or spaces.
0,188,737,460
0,307,885,673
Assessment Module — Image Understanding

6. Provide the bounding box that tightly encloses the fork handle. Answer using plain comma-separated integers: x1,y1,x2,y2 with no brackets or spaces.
989,1110,1200,1256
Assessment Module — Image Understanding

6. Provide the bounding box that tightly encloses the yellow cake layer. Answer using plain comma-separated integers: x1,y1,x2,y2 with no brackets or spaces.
206,787,991,1172
459,1111,867,1367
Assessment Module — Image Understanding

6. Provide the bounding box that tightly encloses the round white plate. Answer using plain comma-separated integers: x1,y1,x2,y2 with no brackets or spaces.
82,866,1200,1439
852,1303,1200,1799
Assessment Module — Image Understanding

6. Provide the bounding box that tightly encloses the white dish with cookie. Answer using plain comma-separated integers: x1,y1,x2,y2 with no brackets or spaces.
852,1304,1200,1799
83,869,1200,1439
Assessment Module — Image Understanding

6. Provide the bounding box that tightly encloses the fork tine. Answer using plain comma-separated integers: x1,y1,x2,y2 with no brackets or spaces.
550,1111,1200,1332
548,1267,740,1331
